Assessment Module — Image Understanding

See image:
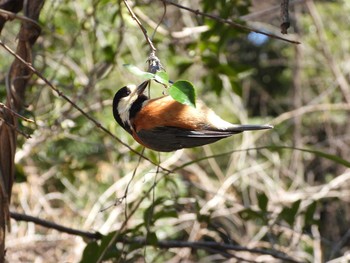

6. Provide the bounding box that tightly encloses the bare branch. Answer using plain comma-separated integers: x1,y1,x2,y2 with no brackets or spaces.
123,0,156,52
10,211,302,263
280,0,290,34
10,211,101,240
126,238,302,263
163,0,300,44
0,8,41,29
0,103,34,123
0,117,31,138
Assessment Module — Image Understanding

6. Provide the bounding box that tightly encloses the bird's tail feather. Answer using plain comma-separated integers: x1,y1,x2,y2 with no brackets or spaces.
227,124,273,132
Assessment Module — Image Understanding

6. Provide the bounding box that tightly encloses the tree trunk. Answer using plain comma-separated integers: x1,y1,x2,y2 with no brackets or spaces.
0,0,44,261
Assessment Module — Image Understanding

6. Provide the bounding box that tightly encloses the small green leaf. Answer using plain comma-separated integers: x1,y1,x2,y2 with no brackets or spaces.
15,164,26,183
169,80,196,108
239,208,264,221
80,241,99,263
153,207,178,221
304,201,318,226
197,213,210,223
257,192,268,212
154,71,170,85
279,200,301,226
80,232,120,263
123,64,154,79
102,45,115,63
146,232,158,246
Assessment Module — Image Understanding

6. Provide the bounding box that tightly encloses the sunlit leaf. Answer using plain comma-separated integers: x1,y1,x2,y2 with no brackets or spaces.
169,80,196,107
123,64,154,79
154,71,170,85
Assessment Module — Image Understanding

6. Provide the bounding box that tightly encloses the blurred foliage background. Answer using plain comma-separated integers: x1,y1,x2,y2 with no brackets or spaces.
2,0,350,262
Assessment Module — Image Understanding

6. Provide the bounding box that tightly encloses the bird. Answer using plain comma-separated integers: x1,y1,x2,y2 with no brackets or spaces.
113,81,273,152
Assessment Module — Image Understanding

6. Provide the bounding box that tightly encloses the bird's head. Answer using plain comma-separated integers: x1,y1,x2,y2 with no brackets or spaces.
112,80,149,133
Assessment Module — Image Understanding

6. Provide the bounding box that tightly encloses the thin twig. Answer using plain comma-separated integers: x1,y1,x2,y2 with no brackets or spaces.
280,0,290,34
9,211,301,263
0,116,31,139
122,0,156,52
0,40,172,173
241,0,305,21
305,0,350,103
0,103,34,123
163,0,300,44
0,8,41,29
96,171,166,263
10,211,101,239
150,0,166,41
123,238,302,263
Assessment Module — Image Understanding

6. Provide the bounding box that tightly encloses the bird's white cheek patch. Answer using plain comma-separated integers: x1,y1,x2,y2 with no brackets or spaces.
118,99,134,130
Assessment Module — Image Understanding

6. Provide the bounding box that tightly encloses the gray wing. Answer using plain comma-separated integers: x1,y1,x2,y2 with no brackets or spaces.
137,126,237,152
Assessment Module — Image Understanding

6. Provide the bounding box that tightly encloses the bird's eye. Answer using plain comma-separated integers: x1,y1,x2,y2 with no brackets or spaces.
121,87,131,97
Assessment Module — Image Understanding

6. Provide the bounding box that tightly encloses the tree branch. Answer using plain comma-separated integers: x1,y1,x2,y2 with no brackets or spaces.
163,0,300,44
126,238,302,263
0,8,41,29
10,211,101,240
0,103,34,123
280,0,290,34
123,0,156,52
10,211,302,263
0,116,31,138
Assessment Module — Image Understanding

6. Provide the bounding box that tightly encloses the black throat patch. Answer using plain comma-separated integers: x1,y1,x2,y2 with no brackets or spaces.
129,94,148,120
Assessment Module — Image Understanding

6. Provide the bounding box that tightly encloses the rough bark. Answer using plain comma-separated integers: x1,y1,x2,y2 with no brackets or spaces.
0,0,44,261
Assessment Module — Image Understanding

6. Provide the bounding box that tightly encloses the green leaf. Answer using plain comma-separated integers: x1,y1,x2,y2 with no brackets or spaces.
279,200,301,226
80,232,120,263
304,201,318,226
99,231,119,260
197,213,211,223
153,208,178,221
146,232,158,246
15,164,26,183
102,45,116,63
154,71,170,85
257,192,268,212
80,241,100,263
239,208,264,221
123,64,154,79
169,80,196,108
143,197,167,225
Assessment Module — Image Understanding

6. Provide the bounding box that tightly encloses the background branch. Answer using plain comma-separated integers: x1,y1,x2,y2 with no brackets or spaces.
10,211,301,263
163,0,300,44
280,0,290,34
123,0,156,52
10,212,101,240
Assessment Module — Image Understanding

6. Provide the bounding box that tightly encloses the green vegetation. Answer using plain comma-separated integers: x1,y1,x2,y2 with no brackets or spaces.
2,0,350,262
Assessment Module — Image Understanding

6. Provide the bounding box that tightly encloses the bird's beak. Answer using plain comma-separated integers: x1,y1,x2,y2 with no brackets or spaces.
136,80,149,95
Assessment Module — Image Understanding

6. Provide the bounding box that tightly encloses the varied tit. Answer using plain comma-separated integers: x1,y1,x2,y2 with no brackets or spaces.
113,81,272,152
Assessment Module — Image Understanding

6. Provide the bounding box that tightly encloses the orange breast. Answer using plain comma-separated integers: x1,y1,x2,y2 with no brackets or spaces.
132,96,208,132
